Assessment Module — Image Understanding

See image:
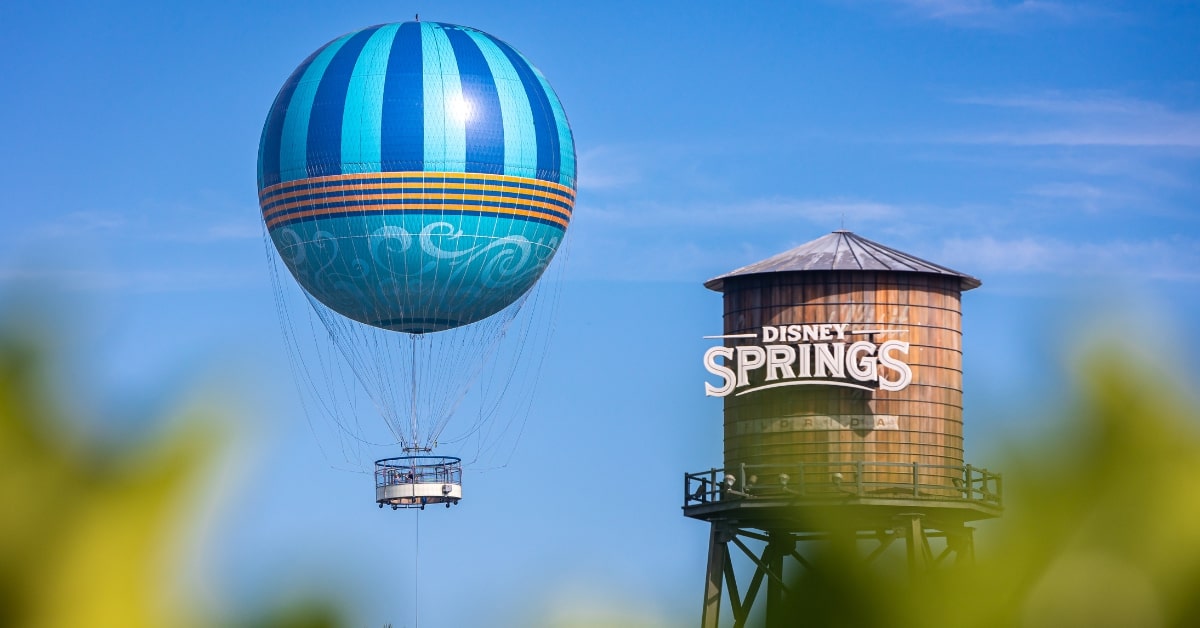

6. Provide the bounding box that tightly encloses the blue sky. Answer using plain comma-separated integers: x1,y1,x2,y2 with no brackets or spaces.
1,1,1198,626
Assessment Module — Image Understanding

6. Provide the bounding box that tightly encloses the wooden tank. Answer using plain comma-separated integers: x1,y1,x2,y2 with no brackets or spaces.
705,231,980,494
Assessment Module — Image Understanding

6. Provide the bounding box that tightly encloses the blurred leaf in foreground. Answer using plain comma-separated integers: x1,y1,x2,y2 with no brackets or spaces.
0,330,216,627
775,346,1200,628
0,318,347,628
968,348,1200,628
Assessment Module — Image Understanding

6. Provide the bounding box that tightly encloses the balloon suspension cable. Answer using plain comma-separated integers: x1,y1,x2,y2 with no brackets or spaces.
414,509,420,628
409,336,418,447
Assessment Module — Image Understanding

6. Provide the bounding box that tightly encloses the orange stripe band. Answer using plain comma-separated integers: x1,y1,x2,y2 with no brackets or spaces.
262,190,573,223
265,203,570,230
261,179,575,211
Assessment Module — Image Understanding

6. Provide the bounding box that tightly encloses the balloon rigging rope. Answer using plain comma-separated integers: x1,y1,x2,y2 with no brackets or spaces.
428,296,525,449
475,278,555,465
452,234,569,467
440,298,529,446
263,201,572,471
478,282,554,464
427,298,523,447
283,278,396,456
265,228,362,463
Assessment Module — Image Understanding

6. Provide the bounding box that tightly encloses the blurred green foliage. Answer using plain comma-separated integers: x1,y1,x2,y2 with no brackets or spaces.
0,325,344,628
4,303,1200,628
772,349,1200,628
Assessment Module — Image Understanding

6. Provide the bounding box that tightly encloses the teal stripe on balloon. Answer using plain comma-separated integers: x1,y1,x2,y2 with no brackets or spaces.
464,29,538,179
531,66,575,188
278,32,356,184
421,22,465,172
341,23,400,174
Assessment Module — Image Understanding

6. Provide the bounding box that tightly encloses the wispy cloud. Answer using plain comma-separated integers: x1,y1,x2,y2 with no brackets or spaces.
571,190,1174,282
579,196,904,229
575,145,644,191
955,93,1167,116
30,211,129,239
885,0,1107,27
27,209,262,243
566,196,911,281
7,202,264,293
183,221,263,243
939,235,1200,281
1021,181,1136,214
947,92,1200,147
573,141,748,196
0,266,260,292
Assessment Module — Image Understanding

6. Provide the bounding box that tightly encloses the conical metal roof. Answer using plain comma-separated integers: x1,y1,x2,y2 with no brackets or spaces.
704,230,981,292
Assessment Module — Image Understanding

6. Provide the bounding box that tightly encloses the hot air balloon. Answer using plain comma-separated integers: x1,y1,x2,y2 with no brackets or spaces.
258,21,575,509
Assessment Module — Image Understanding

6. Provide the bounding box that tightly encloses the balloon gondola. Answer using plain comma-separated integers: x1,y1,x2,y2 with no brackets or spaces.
258,20,575,509
375,455,462,510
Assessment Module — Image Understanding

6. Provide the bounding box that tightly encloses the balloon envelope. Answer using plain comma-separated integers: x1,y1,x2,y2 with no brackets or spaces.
258,21,576,333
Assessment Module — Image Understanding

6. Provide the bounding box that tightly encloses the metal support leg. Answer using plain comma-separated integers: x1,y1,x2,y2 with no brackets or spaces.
949,525,975,566
702,524,733,628
899,514,934,576
698,517,982,627
764,532,794,628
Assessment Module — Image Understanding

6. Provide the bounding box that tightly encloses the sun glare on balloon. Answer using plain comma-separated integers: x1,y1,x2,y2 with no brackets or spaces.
449,95,473,122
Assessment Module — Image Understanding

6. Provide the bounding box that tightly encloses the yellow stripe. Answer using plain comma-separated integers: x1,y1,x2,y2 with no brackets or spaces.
261,179,575,211
259,170,576,199
263,191,573,222
265,203,570,230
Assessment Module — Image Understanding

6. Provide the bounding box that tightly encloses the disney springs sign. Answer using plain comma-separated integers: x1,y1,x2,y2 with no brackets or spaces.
703,323,913,397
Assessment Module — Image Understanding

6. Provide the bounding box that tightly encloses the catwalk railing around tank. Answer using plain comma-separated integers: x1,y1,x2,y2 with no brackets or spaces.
684,461,1002,509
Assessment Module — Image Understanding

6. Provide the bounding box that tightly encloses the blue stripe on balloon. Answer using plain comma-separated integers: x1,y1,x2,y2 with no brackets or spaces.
421,23,465,172
259,47,326,189
481,33,560,185
442,26,505,175
307,25,381,177
464,29,538,179
530,64,576,188
381,22,424,172
278,32,355,184
340,23,400,174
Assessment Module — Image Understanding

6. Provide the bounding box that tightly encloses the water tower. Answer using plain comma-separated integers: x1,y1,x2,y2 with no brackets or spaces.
684,230,1002,627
